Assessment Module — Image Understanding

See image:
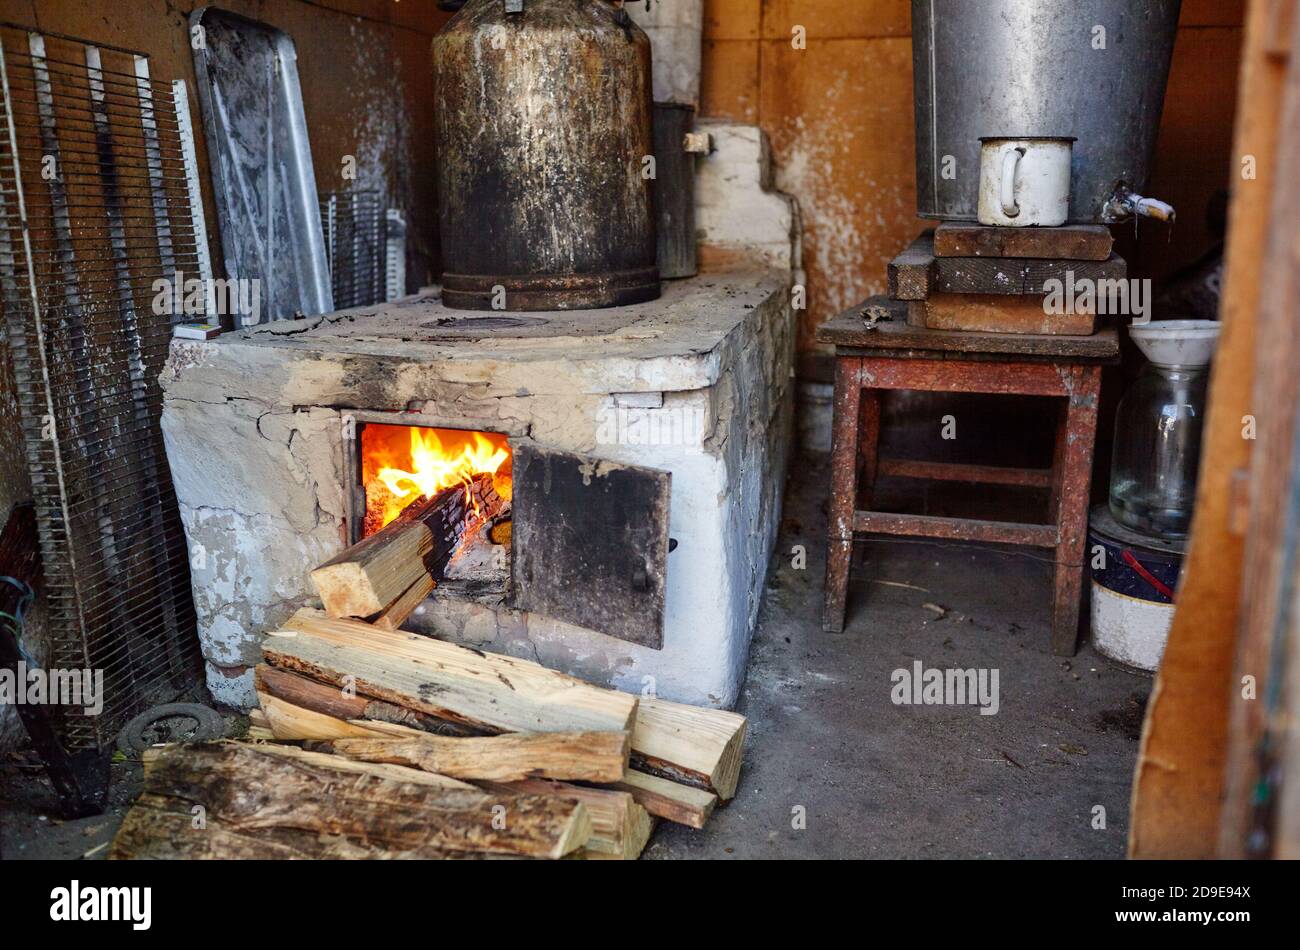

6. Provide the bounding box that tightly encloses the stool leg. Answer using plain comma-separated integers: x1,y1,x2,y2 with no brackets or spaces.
824,356,863,633
1050,368,1100,655
857,390,881,508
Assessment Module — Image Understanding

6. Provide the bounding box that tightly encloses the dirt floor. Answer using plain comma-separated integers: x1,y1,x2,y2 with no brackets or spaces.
0,452,1149,860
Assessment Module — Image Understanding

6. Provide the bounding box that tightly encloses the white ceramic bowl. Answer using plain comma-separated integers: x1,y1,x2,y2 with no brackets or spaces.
1129,319,1221,368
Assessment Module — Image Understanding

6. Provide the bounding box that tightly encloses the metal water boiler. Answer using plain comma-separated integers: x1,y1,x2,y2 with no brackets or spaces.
912,0,1182,223
433,0,660,310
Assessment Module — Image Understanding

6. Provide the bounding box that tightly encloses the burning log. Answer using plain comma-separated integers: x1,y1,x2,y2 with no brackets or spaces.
312,473,504,619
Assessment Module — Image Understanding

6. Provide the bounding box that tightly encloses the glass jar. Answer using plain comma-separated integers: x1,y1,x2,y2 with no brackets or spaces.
1108,320,1220,539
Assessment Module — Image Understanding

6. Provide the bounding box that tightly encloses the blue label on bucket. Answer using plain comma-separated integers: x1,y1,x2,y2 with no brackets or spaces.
1089,530,1182,605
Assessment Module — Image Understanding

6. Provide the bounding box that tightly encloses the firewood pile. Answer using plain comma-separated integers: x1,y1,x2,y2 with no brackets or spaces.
110,480,745,860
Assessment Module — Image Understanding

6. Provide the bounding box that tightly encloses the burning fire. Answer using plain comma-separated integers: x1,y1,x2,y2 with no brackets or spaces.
361,424,512,535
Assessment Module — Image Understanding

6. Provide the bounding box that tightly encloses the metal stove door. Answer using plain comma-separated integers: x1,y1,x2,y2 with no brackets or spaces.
510,441,670,650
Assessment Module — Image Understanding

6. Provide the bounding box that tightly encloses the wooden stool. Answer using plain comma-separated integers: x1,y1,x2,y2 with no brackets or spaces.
816,298,1120,655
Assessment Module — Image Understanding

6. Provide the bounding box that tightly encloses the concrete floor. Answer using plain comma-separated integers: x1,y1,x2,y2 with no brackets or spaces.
647,453,1150,859
1,453,1150,860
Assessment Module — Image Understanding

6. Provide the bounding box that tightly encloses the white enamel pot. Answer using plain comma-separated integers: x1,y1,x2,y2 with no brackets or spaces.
977,136,1074,227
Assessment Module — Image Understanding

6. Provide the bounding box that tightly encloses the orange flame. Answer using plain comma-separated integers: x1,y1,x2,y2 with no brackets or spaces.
361,424,511,534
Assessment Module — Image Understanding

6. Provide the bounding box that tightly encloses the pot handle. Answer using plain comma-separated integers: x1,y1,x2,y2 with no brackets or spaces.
1000,148,1023,218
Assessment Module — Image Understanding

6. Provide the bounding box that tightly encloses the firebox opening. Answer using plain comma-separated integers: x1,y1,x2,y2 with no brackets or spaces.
349,423,512,598
358,423,513,539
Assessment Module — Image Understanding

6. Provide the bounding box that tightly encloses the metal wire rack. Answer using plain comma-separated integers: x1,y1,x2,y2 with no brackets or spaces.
0,26,206,750
320,189,406,309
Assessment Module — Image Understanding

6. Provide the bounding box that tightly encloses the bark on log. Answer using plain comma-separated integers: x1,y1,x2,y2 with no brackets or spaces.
608,769,718,830
255,664,482,737
476,778,652,860
631,696,746,801
108,743,591,860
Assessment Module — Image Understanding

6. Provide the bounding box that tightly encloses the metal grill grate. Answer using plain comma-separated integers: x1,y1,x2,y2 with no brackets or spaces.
320,189,405,309
0,27,206,750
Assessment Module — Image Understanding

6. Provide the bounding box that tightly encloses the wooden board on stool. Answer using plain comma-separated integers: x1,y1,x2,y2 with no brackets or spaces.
933,222,1114,261
908,293,1098,335
888,231,1126,300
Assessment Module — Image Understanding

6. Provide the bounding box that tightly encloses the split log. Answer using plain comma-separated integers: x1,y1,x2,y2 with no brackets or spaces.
311,474,501,619
373,573,436,631
609,769,718,830
256,686,707,831
256,691,453,747
262,608,639,734
108,742,590,860
255,664,480,737
259,692,388,741
262,610,744,798
228,741,476,791
246,708,275,741
477,779,652,860
320,730,631,783
632,696,746,800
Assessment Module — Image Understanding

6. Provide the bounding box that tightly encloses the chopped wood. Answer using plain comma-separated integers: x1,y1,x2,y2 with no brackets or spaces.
263,610,745,798
253,696,652,855
373,572,435,631
311,474,501,619
255,663,480,737
257,686,713,833
108,742,590,860
887,229,936,300
263,608,639,734
632,696,746,800
258,692,389,741
475,779,652,860
246,708,275,742
220,741,477,791
256,691,438,748
321,730,631,783
610,769,718,830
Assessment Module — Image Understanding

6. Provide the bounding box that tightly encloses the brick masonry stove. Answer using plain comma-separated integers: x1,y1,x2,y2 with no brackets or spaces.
160,122,799,709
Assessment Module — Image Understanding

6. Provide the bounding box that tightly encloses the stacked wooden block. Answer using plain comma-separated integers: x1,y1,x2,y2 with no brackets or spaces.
887,224,1122,335
109,608,745,861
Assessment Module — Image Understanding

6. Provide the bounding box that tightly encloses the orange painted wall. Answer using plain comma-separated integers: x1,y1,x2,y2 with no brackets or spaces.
0,0,1245,349
702,0,1246,351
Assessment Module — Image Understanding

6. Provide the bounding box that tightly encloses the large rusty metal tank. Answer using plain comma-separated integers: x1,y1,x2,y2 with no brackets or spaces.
433,0,660,310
